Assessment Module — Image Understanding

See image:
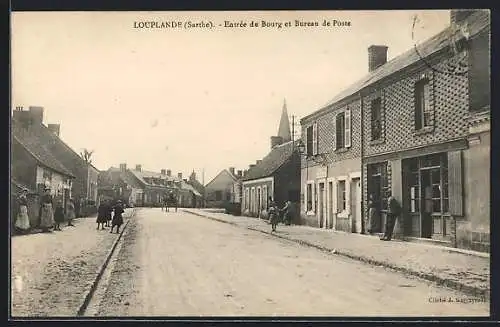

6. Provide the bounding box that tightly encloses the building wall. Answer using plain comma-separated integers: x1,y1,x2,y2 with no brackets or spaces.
242,178,273,217
87,166,99,202
362,54,470,158
301,98,362,230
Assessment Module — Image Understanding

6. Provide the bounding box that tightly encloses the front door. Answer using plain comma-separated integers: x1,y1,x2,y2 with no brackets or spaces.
350,178,362,233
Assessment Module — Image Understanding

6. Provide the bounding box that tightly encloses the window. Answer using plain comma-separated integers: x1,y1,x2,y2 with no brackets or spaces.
371,98,382,141
337,180,346,212
336,113,345,149
306,183,313,211
306,125,313,156
215,190,222,201
415,78,432,130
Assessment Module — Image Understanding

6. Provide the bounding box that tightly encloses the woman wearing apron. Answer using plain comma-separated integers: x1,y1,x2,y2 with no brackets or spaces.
39,187,55,232
15,188,31,233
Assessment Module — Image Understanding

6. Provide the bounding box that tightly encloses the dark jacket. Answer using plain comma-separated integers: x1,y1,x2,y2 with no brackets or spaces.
54,205,65,223
388,197,401,216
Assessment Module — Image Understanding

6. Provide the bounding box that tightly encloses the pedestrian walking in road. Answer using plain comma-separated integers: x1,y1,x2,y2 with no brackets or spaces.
54,200,65,231
366,194,379,234
15,188,31,234
39,187,55,232
106,201,113,227
381,195,402,241
97,200,108,230
66,198,76,227
269,201,279,232
110,200,125,234
280,200,294,226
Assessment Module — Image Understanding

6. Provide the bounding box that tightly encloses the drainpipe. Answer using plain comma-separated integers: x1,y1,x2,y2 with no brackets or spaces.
359,91,365,234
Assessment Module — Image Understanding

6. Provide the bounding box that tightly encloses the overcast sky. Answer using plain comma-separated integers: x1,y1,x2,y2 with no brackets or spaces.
11,10,450,184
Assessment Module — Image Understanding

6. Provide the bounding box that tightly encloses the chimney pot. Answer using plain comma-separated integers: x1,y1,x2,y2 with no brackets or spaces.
161,169,166,175
119,163,127,172
135,164,142,172
368,45,388,72
229,167,235,175
167,169,172,176
178,172,183,179
256,160,262,165
28,106,44,125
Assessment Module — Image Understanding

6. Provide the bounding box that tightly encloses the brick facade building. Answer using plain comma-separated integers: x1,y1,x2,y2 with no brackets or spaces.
298,10,490,251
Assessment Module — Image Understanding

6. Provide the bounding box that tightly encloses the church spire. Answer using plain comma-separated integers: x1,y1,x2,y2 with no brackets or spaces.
277,98,291,142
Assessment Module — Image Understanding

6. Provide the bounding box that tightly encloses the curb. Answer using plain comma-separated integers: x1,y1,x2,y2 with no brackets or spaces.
186,210,489,300
76,208,136,316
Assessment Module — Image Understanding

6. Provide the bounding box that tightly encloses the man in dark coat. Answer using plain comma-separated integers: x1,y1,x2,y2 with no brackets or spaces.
381,195,401,241
110,200,125,233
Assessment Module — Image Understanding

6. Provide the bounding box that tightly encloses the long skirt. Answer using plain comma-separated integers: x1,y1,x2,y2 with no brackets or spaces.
66,210,76,221
40,204,54,229
15,205,30,230
112,215,123,226
368,208,379,232
96,214,107,224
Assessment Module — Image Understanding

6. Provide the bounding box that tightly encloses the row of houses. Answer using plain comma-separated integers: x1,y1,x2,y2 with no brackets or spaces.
98,164,205,208
212,10,489,253
295,10,490,252
11,106,100,227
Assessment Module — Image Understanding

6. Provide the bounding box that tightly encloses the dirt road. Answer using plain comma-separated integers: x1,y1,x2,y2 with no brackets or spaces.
96,208,489,317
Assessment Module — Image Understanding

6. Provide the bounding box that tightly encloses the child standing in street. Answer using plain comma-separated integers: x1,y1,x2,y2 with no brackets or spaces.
54,200,65,231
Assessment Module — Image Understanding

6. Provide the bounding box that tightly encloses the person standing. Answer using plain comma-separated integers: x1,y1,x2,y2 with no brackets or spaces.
110,200,125,234
106,200,113,227
54,200,65,231
66,198,76,227
96,200,108,230
381,195,402,241
366,194,379,235
280,200,294,226
39,187,55,232
15,188,31,234
269,201,279,232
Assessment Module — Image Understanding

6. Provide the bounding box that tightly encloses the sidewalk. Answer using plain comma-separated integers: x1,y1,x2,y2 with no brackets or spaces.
184,209,490,299
11,208,135,317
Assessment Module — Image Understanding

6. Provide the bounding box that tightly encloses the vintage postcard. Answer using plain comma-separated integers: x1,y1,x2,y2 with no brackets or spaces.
10,9,491,319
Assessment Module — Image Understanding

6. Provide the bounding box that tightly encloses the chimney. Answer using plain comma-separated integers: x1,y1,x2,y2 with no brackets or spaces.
243,169,248,177
178,172,183,180
249,164,256,169
161,169,166,175
167,169,172,177
47,124,60,137
450,9,476,25
135,164,142,172
368,45,388,72
237,170,243,178
119,163,127,172
271,136,283,149
183,178,188,183
29,106,44,125
229,167,235,176
256,160,262,165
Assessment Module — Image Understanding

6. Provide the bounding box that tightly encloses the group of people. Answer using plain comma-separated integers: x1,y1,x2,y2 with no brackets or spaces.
266,197,295,232
366,194,402,241
97,199,125,233
14,187,76,234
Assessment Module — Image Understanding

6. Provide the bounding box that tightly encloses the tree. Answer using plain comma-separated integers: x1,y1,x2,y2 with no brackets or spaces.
80,148,94,164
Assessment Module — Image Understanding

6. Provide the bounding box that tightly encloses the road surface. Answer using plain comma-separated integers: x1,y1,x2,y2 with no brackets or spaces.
95,208,489,317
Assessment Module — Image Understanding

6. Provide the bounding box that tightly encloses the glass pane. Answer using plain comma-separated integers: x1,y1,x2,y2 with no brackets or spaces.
432,199,441,213
432,185,441,198
431,169,440,182
414,200,420,212
410,199,416,213
443,198,449,213
443,183,449,198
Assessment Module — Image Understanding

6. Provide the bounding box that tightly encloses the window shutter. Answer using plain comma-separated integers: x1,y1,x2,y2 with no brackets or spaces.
332,115,337,151
304,183,308,210
312,122,318,155
345,108,352,148
448,151,463,216
331,180,337,214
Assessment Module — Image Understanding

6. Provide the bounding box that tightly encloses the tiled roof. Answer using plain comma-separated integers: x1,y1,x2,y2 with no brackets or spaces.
128,169,183,190
13,134,75,177
181,180,202,197
302,10,490,122
11,177,36,194
242,140,299,181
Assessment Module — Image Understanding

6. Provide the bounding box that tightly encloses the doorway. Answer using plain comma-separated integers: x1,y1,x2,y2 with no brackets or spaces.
350,178,362,233
318,182,325,228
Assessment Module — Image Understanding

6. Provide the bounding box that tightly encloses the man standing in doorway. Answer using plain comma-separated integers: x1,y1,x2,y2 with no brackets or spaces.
381,195,401,241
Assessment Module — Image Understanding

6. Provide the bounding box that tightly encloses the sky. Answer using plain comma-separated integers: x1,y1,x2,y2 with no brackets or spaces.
11,10,450,184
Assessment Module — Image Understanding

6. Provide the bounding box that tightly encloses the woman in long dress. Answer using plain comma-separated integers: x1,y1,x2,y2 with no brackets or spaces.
366,194,380,234
15,188,31,233
39,188,55,232
66,198,76,227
